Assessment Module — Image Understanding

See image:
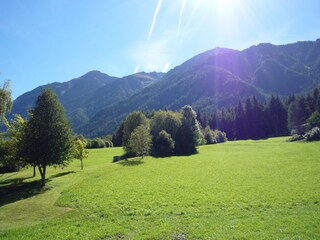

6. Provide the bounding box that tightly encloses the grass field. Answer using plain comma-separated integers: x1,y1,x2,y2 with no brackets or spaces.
0,137,319,239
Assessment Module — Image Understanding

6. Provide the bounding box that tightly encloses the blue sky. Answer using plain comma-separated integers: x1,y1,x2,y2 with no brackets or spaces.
1,0,320,99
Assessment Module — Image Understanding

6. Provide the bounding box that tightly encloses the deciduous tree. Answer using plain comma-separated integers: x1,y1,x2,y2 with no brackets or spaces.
21,89,73,186
128,125,152,159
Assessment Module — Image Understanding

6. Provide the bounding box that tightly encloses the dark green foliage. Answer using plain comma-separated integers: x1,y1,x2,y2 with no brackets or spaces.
112,122,124,147
0,115,27,172
175,106,202,155
122,112,149,154
265,95,288,137
214,130,227,143
153,130,175,157
307,111,320,129
20,89,73,186
288,96,309,131
87,138,106,148
203,127,217,144
203,127,227,144
304,127,320,141
150,110,182,139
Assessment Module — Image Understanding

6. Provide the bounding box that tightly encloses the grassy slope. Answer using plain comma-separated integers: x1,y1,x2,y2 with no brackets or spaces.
0,138,319,239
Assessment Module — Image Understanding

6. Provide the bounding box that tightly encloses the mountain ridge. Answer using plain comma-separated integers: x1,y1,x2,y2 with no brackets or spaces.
11,38,320,137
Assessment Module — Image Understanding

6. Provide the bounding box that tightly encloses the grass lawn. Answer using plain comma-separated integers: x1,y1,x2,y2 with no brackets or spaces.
0,137,319,239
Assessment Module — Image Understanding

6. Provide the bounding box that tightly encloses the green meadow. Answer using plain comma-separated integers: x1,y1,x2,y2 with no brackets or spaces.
0,137,319,239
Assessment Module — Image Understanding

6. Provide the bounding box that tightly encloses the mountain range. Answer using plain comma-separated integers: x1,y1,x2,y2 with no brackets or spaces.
11,39,320,137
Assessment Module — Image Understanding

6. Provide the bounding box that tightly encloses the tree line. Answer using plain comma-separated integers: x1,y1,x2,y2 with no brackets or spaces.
196,87,320,140
113,106,227,159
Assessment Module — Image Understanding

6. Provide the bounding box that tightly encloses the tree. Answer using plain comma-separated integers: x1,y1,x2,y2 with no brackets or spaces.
21,89,73,186
153,130,175,157
175,105,203,155
0,80,12,123
73,137,89,170
122,111,149,153
0,115,27,172
288,97,309,131
128,125,152,159
307,111,320,129
203,126,216,144
266,95,288,136
150,110,182,140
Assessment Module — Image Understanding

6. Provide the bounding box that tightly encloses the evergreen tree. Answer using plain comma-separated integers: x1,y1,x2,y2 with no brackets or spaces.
175,105,202,155
234,102,246,139
266,95,288,136
21,89,73,186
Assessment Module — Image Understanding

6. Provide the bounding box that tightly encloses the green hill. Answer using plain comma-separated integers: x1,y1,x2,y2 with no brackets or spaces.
1,138,319,239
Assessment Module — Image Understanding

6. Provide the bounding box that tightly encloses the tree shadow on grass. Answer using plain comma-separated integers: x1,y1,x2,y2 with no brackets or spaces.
0,179,49,207
0,171,76,207
117,158,145,167
0,175,34,186
48,171,76,179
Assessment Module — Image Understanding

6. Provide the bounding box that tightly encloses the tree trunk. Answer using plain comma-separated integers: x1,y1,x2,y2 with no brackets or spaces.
80,157,83,170
33,165,36,177
38,165,46,186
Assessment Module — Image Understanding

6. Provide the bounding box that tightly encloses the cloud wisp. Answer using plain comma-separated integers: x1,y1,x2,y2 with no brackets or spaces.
148,0,163,42
177,0,186,35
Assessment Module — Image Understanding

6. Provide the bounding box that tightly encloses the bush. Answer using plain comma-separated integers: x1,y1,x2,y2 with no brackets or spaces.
304,127,320,141
203,127,227,144
203,127,217,145
214,130,227,143
87,138,106,148
287,134,304,142
153,130,175,157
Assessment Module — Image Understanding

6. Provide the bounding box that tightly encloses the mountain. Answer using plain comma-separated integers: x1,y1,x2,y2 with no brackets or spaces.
11,39,320,137
78,39,320,137
11,71,163,127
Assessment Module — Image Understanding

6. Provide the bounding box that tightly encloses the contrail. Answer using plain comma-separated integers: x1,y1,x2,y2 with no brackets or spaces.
177,0,186,35
148,0,163,42
134,64,140,74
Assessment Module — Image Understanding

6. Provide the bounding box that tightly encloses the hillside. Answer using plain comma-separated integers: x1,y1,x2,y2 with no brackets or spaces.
78,39,320,137
11,39,320,137
11,71,163,127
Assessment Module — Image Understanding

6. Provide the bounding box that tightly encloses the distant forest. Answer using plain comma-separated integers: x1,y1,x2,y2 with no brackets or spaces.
196,87,320,140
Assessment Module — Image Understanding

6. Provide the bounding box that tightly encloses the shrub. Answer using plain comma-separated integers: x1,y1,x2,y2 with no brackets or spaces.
87,138,106,148
214,130,227,143
203,127,217,145
304,127,320,141
153,130,175,157
287,134,304,142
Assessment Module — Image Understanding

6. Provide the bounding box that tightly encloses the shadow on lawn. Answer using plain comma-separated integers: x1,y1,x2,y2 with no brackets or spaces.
117,158,144,166
49,171,76,179
0,179,48,207
0,171,76,207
